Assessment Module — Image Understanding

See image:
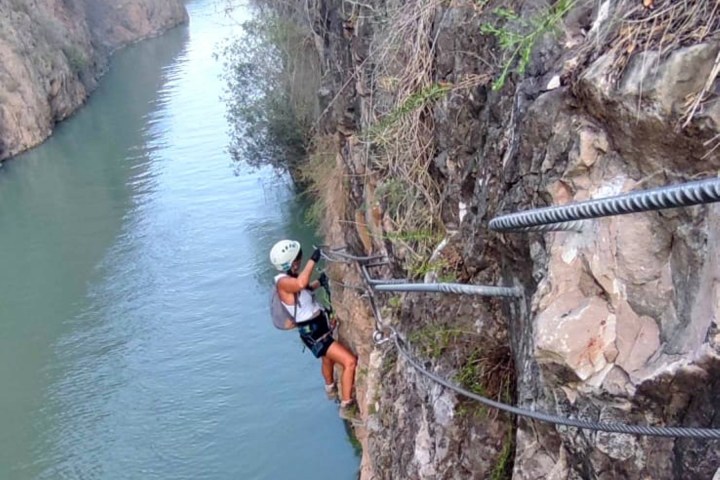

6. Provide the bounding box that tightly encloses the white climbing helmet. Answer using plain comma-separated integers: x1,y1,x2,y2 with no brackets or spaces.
269,240,301,272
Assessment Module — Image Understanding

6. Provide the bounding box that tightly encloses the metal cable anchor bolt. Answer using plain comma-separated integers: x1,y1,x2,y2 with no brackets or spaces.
373,330,390,345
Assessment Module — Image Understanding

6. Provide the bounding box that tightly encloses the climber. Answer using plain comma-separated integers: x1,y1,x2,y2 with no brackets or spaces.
269,240,358,419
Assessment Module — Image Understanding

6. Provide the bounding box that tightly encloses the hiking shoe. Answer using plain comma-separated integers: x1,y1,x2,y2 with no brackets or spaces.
324,383,338,401
339,400,361,423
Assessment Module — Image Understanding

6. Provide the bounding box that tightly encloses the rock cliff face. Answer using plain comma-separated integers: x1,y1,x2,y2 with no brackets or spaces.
0,0,187,160
305,0,720,478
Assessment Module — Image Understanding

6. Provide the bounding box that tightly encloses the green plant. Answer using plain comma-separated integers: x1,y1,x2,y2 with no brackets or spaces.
359,0,474,272
367,82,452,140
454,340,515,421
375,178,408,219
63,46,87,74
304,200,325,228
296,134,343,232
299,150,333,225
344,424,363,455
383,229,442,243
454,350,490,419
438,270,458,283
456,402,488,420
374,178,447,277
491,430,514,480
219,4,321,171
380,351,397,376
481,0,575,90
410,325,471,359
387,295,403,310
456,349,488,396
407,257,452,280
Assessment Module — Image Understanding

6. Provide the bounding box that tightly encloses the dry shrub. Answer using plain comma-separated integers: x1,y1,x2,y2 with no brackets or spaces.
455,337,515,409
409,322,515,422
299,134,346,234
586,0,720,125
362,0,489,270
606,0,719,72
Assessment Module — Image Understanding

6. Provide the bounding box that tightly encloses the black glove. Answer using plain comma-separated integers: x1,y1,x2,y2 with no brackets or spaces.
310,248,322,263
318,272,329,289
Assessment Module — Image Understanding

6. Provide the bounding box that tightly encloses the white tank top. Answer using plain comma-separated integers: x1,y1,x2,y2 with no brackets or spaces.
274,274,323,323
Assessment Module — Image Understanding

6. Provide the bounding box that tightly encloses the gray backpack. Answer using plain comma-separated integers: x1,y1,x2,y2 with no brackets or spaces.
270,276,297,330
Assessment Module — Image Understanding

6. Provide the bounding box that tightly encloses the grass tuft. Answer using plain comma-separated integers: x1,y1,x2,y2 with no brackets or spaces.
481,0,575,91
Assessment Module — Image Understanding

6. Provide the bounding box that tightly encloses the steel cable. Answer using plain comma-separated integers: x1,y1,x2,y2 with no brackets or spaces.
490,177,720,232
392,332,720,439
320,248,386,263
313,233,720,438
373,282,522,297
317,249,720,439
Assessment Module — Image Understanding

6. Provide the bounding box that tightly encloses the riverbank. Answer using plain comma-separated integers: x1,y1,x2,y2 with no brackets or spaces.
0,0,188,161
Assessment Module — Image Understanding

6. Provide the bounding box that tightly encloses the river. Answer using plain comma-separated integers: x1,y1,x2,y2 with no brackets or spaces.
0,1,360,478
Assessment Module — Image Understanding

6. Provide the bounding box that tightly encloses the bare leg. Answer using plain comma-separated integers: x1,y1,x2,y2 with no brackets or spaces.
325,342,357,402
321,356,335,386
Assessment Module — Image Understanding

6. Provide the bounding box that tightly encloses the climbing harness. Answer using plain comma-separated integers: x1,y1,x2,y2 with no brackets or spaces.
319,176,720,439
297,313,334,358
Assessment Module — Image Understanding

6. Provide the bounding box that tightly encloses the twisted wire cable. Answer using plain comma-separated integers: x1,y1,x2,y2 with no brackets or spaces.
373,282,522,297
392,332,720,439
330,279,367,291
320,251,356,264
489,177,720,232
359,265,387,331
320,247,386,263
367,277,409,285
355,264,408,285
509,220,586,233
364,261,391,268
315,218,720,438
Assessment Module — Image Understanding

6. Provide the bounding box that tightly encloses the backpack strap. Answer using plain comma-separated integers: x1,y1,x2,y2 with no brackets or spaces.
275,273,299,321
